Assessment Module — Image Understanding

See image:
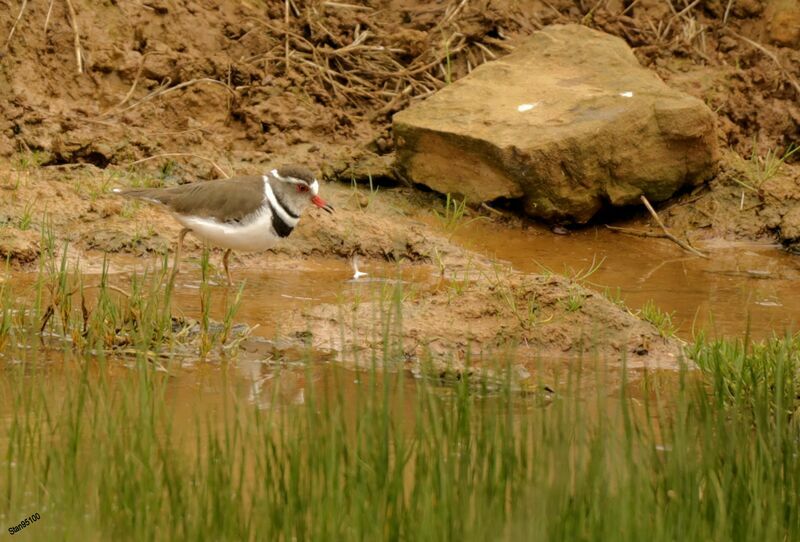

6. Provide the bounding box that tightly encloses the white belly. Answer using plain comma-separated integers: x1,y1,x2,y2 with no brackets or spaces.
175,209,280,252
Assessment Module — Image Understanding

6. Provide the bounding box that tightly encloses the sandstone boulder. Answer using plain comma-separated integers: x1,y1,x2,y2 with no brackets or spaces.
393,24,719,223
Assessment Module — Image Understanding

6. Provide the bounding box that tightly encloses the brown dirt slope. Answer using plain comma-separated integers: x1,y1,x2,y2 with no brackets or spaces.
1,0,797,175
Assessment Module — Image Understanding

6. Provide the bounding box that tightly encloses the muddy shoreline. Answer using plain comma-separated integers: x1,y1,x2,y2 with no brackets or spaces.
5,154,799,383
1,0,799,379
0,161,685,374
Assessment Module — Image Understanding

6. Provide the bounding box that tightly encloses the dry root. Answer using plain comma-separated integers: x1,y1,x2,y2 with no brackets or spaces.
246,0,515,119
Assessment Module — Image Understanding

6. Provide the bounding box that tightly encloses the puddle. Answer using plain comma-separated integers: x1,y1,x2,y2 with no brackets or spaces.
2,219,798,420
166,258,433,339
449,220,800,340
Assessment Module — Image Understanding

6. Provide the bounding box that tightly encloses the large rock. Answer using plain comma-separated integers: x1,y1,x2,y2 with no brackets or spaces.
393,24,719,223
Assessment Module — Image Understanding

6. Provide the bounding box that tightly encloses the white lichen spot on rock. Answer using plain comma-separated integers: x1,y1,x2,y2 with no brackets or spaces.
517,103,539,112
619,91,634,98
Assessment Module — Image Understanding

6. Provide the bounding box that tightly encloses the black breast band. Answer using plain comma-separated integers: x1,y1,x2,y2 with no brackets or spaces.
269,205,295,238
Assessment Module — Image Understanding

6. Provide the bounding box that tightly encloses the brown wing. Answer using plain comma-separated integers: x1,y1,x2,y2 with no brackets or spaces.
116,175,266,222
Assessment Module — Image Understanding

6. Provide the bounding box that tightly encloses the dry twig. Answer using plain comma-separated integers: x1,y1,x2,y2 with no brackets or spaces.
640,195,709,258
245,0,507,114
322,1,373,11
2,0,28,53
64,0,83,74
284,0,291,72
44,0,55,32
112,78,235,115
672,0,702,20
480,202,508,217
620,0,641,16
100,54,147,116
723,0,735,24
732,32,800,94
605,225,671,238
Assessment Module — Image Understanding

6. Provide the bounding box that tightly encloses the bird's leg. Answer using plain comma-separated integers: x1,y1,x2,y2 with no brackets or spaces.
171,228,190,283
222,249,232,287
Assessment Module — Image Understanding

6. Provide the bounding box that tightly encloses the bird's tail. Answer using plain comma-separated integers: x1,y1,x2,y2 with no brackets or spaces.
111,187,164,204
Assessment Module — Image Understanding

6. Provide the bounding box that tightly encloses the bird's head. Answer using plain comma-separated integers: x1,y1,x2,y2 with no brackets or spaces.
269,165,334,215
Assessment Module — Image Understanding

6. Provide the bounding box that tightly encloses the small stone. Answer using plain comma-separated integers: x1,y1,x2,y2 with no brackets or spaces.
375,137,392,154
355,193,370,209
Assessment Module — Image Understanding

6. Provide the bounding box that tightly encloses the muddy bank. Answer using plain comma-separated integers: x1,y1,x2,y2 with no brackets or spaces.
1,0,796,169
1,0,796,258
285,266,683,371
1,0,798,378
0,160,685,375
0,161,461,265
638,153,800,251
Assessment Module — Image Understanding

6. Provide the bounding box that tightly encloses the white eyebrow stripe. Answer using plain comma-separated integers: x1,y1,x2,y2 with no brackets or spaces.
262,175,299,227
271,168,316,190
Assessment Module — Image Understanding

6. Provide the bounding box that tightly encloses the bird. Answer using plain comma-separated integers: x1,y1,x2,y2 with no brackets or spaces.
113,165,334,285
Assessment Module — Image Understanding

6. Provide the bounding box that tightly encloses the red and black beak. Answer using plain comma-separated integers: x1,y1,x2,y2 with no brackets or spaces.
311,195,334,214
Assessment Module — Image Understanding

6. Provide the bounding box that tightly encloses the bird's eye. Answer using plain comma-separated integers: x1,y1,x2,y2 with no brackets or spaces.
297,184,309,193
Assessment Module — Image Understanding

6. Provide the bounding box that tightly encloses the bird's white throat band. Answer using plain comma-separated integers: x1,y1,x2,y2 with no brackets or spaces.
262,175,299,227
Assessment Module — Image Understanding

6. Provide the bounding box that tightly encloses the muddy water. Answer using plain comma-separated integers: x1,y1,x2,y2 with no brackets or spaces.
2,220,799,420
176,220,800,344
450,221,800,340
168,259,432,338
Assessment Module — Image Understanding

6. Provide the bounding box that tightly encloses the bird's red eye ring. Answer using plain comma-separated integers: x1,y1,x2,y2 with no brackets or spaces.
297,184,309,193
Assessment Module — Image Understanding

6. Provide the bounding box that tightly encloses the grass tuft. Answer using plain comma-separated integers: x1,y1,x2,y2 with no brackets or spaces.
733,140,799,191
639,299,678,338
1,224,243,363
433,193,488,237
